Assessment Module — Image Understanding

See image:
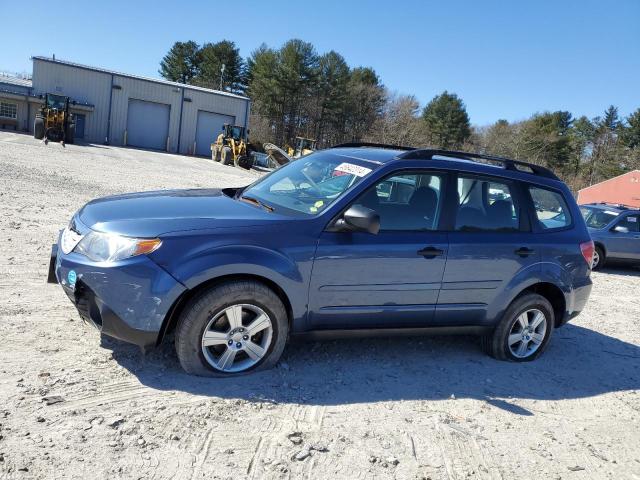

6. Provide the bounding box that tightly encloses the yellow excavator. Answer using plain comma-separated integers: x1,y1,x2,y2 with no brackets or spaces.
34,93,75,144
287,136,317,158
211,124,252,168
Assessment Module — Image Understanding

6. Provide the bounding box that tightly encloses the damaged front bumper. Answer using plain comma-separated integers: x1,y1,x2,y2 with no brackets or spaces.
48,239,186,349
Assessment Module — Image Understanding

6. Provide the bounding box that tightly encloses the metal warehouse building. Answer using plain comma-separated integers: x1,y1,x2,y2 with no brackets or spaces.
0,56,250,155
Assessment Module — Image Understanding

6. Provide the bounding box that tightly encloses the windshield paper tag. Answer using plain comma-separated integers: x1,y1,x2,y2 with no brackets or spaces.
335,162,371,177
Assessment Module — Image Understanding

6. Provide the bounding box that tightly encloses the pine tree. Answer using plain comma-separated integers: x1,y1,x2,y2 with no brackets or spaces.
421,91,471,149
159,41,201,84
195,40,245,93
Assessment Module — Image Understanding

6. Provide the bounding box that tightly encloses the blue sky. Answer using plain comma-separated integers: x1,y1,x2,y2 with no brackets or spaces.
2,0,638,125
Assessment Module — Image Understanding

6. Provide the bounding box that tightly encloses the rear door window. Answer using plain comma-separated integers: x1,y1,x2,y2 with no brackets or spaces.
455,176,519,231
528,186,571,230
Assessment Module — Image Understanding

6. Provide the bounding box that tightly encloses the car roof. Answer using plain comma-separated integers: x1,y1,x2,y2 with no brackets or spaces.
328,145,564,187
580,203,635,214
329,147,407,164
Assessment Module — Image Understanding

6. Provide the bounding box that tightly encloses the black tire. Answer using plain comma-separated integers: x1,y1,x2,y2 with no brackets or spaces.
34,118,45,140
175,281,288,377
236,155,253,170
65,123,75,144
481,293,554,362
221,146,233,165
592,245,605,270
212,145,221,162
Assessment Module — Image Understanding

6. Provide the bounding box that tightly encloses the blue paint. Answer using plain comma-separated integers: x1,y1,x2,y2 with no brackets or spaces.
54,146,593,350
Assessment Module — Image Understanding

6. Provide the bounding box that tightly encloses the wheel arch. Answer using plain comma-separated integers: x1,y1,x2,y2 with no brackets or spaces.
593,240,606,256
513,282,566,327
156,273,294,346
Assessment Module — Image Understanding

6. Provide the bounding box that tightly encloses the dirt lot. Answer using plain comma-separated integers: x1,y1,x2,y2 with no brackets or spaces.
0,131,638,480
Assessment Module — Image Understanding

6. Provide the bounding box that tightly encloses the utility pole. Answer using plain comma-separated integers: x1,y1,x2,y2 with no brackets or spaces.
220,63,225,91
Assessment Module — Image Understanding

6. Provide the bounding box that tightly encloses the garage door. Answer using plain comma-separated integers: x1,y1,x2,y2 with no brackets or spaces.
126,99,171,150
195,110,235,156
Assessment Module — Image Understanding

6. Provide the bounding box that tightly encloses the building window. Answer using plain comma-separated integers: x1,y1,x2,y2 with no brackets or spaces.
0,102,17,119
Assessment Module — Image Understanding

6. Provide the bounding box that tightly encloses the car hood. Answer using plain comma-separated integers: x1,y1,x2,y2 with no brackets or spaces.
77,188,285,237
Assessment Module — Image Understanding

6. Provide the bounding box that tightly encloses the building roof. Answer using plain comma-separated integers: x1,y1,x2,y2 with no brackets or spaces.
578,170,640,192
0,74,32,88
31,56,249,101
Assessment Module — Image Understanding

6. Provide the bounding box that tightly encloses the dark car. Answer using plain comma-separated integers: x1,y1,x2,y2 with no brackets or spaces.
580,203,640,269
49,145,594,376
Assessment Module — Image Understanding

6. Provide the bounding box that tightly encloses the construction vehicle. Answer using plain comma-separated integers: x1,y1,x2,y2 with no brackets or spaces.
211,124,252,169
287,137,317,158
34,93,75,144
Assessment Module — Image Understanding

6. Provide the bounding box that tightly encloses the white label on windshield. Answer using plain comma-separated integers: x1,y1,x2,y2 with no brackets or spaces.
335,162,372,177
628,217,637,222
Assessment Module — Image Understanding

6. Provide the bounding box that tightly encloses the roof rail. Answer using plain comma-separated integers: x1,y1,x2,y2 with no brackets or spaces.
332,142,416,151
588,202,637,210
397,149,560,180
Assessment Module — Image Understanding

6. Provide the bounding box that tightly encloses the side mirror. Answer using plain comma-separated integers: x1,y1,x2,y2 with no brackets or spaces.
612,225,629,234
334,205,380,234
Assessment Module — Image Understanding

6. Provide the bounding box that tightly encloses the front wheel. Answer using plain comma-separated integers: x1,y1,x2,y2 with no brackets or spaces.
481,293,554,362
236,155,252,169
221,146,233,165
175,281,288,376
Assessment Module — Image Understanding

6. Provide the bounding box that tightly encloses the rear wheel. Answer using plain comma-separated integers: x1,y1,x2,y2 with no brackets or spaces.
592,246,605,270
34,117,44,140
482,293,554,362
175,281,288,376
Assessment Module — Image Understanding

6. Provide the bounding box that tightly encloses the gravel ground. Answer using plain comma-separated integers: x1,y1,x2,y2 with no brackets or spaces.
0,131,639,480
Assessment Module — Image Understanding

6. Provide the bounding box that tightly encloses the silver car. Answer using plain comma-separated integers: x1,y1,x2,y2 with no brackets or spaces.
581,203,640,269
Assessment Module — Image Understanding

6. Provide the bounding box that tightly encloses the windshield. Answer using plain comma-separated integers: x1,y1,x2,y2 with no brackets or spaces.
46,94,67,110
580,206,618,229
227,125,244,139
241,151,377,215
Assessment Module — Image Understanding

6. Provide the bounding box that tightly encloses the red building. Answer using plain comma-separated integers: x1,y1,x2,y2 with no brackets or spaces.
577,170,640,207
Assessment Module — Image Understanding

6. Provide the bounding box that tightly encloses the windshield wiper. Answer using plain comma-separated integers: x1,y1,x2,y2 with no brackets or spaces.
240,195,274,212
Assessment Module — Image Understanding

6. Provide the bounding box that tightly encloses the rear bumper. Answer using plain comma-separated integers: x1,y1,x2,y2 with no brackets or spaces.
49,241,186,349
559,276,593,326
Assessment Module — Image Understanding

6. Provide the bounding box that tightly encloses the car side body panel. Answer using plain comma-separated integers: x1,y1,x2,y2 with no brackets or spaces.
149,225,320,332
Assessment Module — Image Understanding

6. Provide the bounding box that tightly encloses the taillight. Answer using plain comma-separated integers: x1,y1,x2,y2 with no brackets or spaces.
580,240,595,267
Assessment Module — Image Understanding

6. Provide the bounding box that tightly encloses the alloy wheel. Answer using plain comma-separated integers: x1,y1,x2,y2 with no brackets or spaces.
507,308,547,359
592,249,600,268
201,304,273,373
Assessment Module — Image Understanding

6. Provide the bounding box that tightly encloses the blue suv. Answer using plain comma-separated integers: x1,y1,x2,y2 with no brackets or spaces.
48,145,594,376
580,203,640,269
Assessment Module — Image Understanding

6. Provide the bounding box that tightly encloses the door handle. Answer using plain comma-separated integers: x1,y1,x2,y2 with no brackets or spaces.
417,246,444,258
515,247,535,257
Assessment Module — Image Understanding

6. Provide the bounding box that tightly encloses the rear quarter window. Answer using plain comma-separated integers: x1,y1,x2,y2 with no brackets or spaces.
528,186,571,230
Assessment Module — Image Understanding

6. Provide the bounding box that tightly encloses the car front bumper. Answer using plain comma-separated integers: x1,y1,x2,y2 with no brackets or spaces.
48,239,186,349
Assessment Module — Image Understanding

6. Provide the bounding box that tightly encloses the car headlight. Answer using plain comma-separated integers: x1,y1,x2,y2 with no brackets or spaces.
74,231,162,263
60,225,83,254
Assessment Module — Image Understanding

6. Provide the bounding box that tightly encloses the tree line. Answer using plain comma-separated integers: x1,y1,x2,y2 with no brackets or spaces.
160,39,639,190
